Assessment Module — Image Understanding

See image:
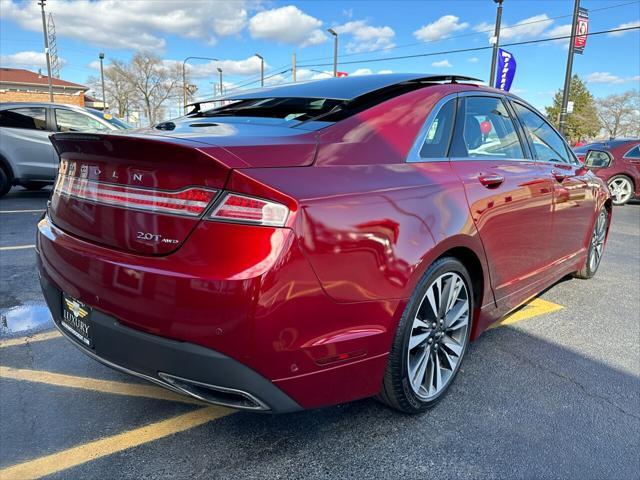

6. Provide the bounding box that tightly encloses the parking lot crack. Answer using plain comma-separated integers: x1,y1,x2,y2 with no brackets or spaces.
495,345,640,422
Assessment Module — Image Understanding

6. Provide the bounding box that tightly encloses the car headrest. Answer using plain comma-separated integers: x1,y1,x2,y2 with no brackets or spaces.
464,116,482,151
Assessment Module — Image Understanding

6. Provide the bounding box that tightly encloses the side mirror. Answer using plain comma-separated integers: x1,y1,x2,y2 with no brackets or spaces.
584,149,613,169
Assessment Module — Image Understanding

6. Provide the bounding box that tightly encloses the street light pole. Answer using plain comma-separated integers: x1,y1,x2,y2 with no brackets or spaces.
327,28,338,77
292,53,297,82
255,54,264,86
38,0,54,102
99,52,106,112
559,0,581,137
489,0,504,88
217,67,223,96
181,56,219,113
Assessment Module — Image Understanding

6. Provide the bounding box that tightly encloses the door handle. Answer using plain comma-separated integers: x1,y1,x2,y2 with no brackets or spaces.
478,174,504,188
552,170,568,182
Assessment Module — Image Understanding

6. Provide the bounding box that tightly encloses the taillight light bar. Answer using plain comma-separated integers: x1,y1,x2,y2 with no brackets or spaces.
209,193,289,227
54,176,217,217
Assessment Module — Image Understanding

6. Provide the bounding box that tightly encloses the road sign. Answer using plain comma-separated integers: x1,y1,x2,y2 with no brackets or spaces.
574,7,589,54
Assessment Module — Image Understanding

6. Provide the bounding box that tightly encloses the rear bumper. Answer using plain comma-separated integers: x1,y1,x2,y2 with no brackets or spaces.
40,275,302,413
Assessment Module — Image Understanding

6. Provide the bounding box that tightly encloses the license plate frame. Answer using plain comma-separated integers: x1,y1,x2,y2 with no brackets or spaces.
61,294,93,348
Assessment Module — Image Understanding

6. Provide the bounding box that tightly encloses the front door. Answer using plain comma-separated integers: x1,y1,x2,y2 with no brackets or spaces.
449,95,554,312
511,101,595,263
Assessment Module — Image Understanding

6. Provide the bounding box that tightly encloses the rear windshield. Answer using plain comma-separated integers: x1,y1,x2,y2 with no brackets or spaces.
196,98,343,122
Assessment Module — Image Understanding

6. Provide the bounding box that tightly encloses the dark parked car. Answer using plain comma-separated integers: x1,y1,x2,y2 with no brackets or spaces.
0,102,132,197
574,139,640,205
37,74,611,413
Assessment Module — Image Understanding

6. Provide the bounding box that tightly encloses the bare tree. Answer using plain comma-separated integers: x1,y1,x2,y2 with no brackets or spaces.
123,52,183,125
88,59,137,119
596,90,640,139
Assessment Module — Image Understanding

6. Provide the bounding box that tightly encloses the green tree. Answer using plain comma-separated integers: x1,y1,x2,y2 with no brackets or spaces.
545,75,601,143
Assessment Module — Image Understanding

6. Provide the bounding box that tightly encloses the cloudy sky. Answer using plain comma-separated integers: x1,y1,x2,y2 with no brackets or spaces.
1,0,638,112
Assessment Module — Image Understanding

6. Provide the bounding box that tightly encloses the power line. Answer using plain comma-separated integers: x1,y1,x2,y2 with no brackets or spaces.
297,25,640,69
295,0,640,65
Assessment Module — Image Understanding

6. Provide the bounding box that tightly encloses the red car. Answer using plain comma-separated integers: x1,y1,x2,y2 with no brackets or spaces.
37,74,611,413
574,139,640,205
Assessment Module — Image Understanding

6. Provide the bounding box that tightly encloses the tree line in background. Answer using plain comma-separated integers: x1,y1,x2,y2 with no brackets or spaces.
88,52,184,125
546,75,639,144
88,57,639,137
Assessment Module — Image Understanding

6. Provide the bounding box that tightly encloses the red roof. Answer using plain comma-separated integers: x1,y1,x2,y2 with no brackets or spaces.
0,68,87,90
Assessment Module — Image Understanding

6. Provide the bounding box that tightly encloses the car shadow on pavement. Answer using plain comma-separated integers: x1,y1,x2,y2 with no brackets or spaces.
196,326,639,479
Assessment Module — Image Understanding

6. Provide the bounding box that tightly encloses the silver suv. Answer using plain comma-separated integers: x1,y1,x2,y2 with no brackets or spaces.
0,102,132,197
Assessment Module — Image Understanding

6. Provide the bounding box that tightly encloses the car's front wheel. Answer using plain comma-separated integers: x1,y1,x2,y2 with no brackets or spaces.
378,257,473,413
608,175,634,206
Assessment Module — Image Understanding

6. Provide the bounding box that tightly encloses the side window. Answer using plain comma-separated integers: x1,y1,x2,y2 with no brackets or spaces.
512,102,572,164
451,96,525,159
55,109,109,132
624,145,640,159
419,99,456,158
0,108,47,130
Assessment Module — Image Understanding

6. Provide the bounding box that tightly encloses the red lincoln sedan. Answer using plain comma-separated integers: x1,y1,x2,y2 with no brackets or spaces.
37,74,611,413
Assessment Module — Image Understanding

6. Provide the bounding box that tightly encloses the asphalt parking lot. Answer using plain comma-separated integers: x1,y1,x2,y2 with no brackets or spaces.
1,186,638,480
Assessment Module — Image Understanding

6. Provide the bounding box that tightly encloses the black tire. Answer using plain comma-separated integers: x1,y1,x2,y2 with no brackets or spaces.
0,166,11,198
378,257,473,413
21,182,47,191
574,207,609,279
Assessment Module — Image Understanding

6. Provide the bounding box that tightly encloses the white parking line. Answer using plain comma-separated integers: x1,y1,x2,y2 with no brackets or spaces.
0,245,36,251
0,209,45,214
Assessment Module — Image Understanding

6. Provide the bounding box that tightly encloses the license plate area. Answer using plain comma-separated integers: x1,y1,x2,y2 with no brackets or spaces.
61,294,93,348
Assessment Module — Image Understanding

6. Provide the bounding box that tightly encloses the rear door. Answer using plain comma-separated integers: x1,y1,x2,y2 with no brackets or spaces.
511,101,594,262
449,94,554,311
0,106,56,180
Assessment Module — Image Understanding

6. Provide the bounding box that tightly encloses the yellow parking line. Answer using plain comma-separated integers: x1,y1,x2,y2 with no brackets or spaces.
491,298,563,329
0,406,230,480
0,330,61,349
0,365,203,405
0,244,35,251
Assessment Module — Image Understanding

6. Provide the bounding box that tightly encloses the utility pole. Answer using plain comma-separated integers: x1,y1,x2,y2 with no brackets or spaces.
327,28,338,77
489,0,504,87
292,53,297,82
98,52,106,112
559,0,581,136
254,54,264,86
38,0,54,102
217,67,223,96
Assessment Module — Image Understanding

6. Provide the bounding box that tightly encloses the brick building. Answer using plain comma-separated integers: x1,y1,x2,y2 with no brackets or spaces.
0,68,89,106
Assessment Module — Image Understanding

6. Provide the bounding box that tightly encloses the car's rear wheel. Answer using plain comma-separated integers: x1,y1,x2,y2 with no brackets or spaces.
0,166,11,198
574,207,608,279
378,257,472,413
608,175,634,205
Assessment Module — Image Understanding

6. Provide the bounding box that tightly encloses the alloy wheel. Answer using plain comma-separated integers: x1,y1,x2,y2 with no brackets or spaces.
608,177,633,205
406,272,470,400
589,209,607,272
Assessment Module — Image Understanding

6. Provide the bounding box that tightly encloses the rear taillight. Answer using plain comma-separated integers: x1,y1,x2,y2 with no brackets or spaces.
54,176,217,217
209,193,289,227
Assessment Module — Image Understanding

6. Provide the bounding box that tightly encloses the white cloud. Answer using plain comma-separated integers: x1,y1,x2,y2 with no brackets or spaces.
414,15,468,42
586,72,640,85
0,0,249,50
546,24,572,47
166,56,266,80
0,50,66,69
431,59,452,68
334,20,395,53
352,68,373,76
476,14,553,41
295,69,332,81
468,57,479,63
248,5,327,47
88,60,101,70
609,20,640,36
